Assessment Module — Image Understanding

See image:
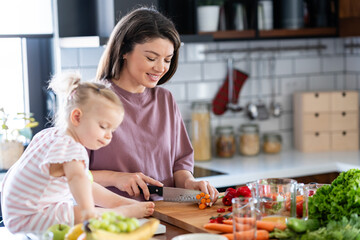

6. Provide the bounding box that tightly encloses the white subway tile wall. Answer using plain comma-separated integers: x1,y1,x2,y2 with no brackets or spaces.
60,37,360,150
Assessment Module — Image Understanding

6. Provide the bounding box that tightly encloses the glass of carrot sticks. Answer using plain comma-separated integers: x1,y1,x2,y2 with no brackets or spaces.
231,197,257,240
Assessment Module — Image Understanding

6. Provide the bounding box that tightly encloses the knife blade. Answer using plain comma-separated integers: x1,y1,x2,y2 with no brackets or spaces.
145,185,202,202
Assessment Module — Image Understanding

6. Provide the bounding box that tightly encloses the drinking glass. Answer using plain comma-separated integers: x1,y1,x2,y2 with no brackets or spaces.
232,197,257,240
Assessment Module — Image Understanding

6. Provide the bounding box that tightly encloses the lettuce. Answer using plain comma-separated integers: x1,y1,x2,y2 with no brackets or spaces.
308,169,360,225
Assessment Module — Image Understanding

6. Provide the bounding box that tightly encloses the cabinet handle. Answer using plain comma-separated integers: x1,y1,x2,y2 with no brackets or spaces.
314,113,319,117
342,131,347,136
342,111,346,117
342,92,346,97
315,92,319,98
315,132,319,137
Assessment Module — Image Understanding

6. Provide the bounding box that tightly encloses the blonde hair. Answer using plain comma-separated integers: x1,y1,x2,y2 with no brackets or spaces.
48,71,123,131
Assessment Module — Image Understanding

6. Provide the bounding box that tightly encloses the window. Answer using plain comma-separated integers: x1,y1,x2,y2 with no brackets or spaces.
0,38,27,115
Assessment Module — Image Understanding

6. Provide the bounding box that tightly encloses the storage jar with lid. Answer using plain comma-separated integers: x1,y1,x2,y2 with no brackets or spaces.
215,126,236,158
263,133,282,154
238,123,260,156
191,102,211,161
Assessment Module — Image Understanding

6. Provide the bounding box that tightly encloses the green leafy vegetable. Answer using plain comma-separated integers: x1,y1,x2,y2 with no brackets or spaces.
308,169,360,225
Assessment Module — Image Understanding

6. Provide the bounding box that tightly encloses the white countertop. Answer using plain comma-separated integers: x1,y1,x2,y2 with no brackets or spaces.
194,149,360,188
1,150,360,190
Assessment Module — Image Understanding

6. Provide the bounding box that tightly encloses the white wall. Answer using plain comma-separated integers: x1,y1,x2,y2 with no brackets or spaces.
60,37,360,150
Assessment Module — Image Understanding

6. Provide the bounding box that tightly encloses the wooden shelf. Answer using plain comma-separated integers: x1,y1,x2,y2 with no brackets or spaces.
259,27,337,38
198,30,256,40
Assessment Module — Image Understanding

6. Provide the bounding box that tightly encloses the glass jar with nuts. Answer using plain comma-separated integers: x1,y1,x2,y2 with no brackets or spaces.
263,133,282,154
215,126,236,158
238,124,260,156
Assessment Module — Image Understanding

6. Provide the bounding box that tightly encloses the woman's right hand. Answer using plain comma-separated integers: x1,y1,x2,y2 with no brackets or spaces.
113,172,163,200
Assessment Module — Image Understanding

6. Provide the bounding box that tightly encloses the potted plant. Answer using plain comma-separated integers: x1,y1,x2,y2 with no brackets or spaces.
0,108,38,169
196,0,224,32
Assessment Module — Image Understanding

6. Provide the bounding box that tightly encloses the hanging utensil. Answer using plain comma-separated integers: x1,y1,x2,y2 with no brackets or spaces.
269,57,282,117
255,56,269,120
227,58,243,112
245,55,258,120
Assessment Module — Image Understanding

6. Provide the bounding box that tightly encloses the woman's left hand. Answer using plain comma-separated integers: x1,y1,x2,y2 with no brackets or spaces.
185,179,219,206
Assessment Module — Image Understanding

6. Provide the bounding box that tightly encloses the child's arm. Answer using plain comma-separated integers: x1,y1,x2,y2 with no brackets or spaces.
63,160,96,221
92,181,138,208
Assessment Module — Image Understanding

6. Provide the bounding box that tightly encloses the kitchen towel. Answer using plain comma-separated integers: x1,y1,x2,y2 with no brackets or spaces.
212,69,248,115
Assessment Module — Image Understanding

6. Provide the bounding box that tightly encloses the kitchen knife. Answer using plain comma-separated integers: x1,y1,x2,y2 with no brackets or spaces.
144,185,202,202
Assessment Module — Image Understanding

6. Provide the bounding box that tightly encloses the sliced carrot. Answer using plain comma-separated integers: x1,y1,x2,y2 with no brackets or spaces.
205,193,210,199
201,198,206,204
222,229,269,240
200,192,205,197
196,194,201,200
203,223,233,233
256,221,275,232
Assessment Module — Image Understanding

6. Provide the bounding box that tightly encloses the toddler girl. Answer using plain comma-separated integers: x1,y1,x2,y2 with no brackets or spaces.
1,72,155,234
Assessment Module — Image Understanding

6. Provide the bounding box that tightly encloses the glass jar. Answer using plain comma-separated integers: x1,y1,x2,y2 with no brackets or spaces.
191,102,211,161
263,133,282,154
238,124,260,156
215,126,236,158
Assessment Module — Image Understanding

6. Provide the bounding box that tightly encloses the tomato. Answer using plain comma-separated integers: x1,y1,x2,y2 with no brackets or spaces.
227,207,232,212
296,200,304,218
222,196,232,206
217,208,226,213
236,186,251,197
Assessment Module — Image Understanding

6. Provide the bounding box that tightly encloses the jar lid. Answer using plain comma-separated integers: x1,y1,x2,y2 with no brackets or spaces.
216,126,234,134
263,133,282,142
239,123,259,133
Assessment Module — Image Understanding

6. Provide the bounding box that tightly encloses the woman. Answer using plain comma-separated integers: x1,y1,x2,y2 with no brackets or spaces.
90,6,219,204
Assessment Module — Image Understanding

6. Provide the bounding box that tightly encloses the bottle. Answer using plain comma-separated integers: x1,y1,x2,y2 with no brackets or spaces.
238,124,260,156
191,102,211,161
263,133,282,154
215,126,236,158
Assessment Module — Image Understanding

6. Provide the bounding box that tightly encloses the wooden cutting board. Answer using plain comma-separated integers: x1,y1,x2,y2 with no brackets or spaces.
153,200,227,233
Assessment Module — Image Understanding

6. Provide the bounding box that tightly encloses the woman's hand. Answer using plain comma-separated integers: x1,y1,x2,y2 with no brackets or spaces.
113,172,163,200
184,179,219,206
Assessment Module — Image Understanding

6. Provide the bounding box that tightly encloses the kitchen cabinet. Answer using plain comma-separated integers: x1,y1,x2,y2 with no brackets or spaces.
339,0,360,36
294,91,359,152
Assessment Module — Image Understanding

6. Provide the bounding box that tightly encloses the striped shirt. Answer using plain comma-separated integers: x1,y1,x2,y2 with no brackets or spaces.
1,127,88,233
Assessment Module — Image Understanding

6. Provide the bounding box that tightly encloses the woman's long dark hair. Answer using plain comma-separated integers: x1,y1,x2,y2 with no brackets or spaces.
96,6,181,85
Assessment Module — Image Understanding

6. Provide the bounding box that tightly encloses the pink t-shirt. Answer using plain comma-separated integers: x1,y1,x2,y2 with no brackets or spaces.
89,84,194,200
1,128,88,233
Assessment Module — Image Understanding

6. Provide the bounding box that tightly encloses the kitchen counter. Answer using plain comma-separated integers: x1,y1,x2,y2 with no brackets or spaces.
1,150,360,189
194,149,360,188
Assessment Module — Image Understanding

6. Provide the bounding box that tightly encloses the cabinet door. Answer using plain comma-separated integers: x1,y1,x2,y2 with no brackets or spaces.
301,92,331,113
303,112,331,132
339,0,360,18
331,111,358,131
331,131,359,151
331,91,359,111
303,132,331,152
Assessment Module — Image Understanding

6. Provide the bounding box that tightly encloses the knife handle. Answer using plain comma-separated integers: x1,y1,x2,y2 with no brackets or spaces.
138,185,163,196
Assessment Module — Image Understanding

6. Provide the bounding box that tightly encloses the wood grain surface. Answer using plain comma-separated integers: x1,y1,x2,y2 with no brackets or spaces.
153,200,227,234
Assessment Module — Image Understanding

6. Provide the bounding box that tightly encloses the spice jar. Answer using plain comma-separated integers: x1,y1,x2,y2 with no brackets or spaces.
191,102,211,161
215,126,236,158
238,124,260,156
263,133,282,154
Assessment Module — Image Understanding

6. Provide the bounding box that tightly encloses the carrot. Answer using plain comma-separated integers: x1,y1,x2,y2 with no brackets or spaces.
233,216,256,225
274,222,287,231
256,221,275,232
222,229,269,240
203,223,233,233
223,219,233,225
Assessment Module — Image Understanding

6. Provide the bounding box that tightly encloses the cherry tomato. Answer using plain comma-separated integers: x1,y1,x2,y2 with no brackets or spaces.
217,208,226,213
296,200,304,218
209,218,217,223
227,207,232,212
216,216,224,223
